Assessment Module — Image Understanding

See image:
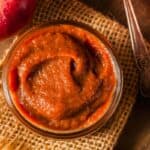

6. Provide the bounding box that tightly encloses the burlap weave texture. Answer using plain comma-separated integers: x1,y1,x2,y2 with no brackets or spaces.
0,0,143,149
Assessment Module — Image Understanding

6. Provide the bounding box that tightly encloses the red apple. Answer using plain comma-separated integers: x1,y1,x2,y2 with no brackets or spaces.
0,0,36,40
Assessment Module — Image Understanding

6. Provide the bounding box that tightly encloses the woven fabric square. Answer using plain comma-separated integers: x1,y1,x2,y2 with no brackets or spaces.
0,0,145,149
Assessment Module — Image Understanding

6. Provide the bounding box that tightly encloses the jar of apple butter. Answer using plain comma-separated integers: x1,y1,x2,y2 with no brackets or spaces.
2,21,123,139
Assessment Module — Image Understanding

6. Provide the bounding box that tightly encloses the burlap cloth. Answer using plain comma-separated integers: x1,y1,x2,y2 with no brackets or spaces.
0,0,147,149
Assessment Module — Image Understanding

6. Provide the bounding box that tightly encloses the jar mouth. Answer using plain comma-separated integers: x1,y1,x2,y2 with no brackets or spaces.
2,21,123,139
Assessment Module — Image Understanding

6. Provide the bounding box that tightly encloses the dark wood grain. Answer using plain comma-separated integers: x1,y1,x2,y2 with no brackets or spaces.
115,94,150,150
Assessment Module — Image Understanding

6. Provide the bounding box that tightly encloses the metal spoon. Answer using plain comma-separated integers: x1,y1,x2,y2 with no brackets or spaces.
123,0,150,97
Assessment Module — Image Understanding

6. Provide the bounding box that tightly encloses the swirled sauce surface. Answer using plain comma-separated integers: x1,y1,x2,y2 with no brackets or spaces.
8,24,116,131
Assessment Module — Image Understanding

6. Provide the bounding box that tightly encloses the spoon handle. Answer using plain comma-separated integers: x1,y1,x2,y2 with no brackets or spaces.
123,0,150,97
123,0,149,70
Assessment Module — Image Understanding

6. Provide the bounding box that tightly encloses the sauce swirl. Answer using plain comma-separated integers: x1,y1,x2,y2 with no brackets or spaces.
8,24,116,130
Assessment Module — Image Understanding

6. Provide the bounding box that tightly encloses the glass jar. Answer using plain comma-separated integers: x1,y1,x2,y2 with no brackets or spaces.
2,21,123,139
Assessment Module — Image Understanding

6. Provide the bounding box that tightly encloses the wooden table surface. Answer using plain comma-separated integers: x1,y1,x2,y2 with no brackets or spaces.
115,94,150,150
81,1,150,149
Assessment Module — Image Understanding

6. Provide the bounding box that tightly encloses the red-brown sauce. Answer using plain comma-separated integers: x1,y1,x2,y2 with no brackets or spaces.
8,24,116,130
